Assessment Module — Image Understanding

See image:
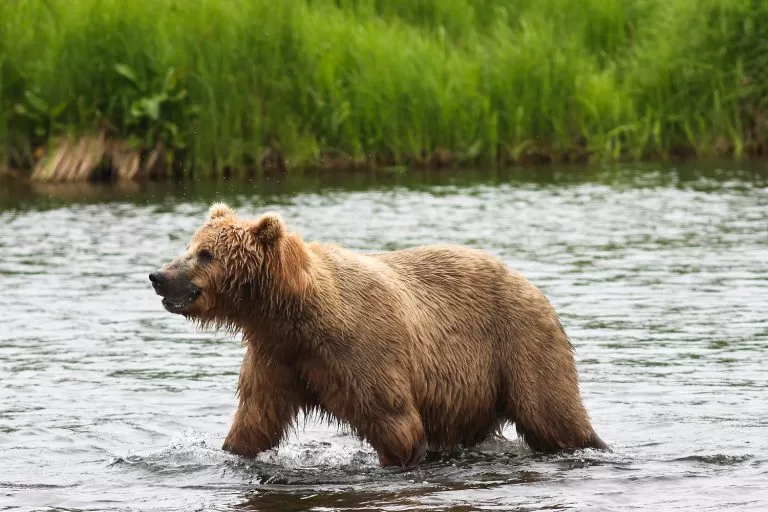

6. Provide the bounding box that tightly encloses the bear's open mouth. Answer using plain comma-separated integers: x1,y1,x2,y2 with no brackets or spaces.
160,289,201,314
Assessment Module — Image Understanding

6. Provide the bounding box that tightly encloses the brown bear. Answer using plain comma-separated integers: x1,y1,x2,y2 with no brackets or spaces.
149,203,608,467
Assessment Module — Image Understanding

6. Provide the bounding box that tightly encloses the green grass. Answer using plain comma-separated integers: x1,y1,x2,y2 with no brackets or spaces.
1,0,767,179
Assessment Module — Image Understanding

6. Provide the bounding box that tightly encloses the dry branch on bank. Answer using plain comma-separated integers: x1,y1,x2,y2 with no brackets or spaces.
30,134,168,182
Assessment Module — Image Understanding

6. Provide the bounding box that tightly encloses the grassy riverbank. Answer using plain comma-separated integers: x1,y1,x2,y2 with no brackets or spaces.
1,0,766,180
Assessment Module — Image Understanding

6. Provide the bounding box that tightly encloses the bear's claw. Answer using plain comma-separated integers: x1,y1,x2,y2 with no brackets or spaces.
404,436,428,467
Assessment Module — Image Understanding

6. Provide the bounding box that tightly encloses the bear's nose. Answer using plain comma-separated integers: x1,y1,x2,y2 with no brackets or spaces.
149,272,164,287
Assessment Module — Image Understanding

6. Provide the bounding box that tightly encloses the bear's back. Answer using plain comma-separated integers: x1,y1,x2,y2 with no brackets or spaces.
308,243,544,350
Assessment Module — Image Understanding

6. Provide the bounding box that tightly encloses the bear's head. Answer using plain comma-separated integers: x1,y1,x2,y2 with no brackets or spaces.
149,203,311,326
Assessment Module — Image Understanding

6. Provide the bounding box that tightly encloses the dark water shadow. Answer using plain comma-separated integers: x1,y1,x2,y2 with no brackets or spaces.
220,442,622,512
230,452,550,512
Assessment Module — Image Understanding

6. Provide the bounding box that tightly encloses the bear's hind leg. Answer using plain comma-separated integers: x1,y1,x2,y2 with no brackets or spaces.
502,331,609,454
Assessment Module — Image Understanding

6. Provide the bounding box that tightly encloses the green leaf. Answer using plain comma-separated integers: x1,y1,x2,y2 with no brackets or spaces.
169,89,188,102
162,67,178,92
114,63,140,86
13,104,29,116
50,102,68,118
465,140,483,159
143,97,161,121
129,101,144,120
24,90,49,113
164,123,184,147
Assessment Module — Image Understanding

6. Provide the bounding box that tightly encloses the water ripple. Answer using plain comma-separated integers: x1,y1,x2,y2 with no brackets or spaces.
1,167,767,511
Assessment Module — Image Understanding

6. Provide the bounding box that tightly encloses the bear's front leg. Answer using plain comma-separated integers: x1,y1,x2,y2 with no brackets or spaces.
222,345,308,458
364,408,427,468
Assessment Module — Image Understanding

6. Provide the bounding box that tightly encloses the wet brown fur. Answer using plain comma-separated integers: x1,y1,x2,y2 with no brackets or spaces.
153,203,608,467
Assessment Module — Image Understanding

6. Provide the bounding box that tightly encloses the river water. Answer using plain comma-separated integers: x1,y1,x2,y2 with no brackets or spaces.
1,165,767,511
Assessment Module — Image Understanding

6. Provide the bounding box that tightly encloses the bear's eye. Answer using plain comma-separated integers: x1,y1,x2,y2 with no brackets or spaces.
197,249,214,264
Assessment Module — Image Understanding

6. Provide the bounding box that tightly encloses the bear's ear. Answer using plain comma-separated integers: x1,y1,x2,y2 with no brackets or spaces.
208,202,234,221
250,212,286,245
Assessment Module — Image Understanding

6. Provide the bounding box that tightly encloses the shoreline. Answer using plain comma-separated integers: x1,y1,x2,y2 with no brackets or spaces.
3,157,767,212
6,133,767,184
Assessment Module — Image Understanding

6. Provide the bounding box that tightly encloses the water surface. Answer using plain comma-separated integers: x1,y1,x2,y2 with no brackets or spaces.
1,164,767,511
